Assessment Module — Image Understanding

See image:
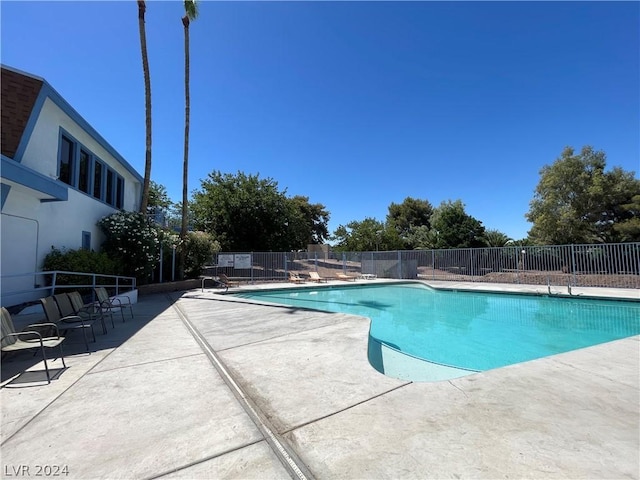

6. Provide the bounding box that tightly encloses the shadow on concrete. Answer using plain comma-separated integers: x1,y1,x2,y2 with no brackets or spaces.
1,294,171,387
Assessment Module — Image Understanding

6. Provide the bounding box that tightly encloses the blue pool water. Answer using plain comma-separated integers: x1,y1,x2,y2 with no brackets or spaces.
233,283,640,372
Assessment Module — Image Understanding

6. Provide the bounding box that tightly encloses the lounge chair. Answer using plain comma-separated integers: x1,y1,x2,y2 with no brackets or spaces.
289,272,306,284
42,295,95,352
68,291,113,333
55,292,106,336
336,272,357,281
218,273,240,290
1,307,67,384
308,271,328,283
94,287,133,323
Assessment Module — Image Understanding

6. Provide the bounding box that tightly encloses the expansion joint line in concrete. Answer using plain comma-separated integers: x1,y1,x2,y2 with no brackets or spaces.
166,294,315,480
144,439,265,480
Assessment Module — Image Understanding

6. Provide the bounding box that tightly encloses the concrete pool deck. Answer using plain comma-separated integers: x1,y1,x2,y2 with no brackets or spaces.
1,280,638,479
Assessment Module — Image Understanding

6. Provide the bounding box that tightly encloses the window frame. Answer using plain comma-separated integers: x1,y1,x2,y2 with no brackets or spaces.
82,231,91,251
58,128,127,208
58,135,75,186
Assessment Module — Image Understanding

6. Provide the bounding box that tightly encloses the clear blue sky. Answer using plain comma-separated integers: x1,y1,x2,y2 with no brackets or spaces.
2,1,638,241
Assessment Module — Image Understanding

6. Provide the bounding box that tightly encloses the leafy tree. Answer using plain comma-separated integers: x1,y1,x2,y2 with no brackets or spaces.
331,218,403,252
148,181,172,211
430,200,486,249
191,171,323,251
482,229,513,247
137,0,153,214
145,181,176,228
404,225,438,249
180,0,199,278
387,197,433,248
289,195,330,245
526,146,640,244
612,194,640,242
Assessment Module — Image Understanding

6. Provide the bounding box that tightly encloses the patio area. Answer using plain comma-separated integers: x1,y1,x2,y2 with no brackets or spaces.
1,281,639,479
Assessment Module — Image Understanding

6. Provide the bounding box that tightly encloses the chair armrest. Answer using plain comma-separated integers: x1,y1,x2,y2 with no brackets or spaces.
59,314,89,326
111,294,132,305
78,304,99,314
98,299,116,309
27,322,62,337
2,330,46,345
107,297,124,307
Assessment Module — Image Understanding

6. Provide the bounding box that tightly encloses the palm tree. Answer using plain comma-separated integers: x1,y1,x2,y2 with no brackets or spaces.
138,0,152,214
180,0,198,278
483,229,513,247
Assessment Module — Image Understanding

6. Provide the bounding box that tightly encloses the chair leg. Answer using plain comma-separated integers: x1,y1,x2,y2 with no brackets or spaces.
81,326,89,352
59,344,67,369
85,324,96,350
40,345,51,384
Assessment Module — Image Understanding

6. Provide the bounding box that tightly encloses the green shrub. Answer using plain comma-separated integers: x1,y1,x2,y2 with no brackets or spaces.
42,247,118,286
181,231,220,279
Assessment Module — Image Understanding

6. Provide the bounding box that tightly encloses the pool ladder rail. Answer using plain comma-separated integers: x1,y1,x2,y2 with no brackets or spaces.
547,280,582,297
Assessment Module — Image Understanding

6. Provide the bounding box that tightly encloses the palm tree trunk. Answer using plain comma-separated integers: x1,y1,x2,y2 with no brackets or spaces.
180,15,191,279
138,0,152,214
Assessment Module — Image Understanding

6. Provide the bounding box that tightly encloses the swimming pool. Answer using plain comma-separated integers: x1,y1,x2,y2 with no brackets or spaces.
233,283,640,378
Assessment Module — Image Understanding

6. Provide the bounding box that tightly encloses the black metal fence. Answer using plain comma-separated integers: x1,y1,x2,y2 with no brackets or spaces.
205,243,640,289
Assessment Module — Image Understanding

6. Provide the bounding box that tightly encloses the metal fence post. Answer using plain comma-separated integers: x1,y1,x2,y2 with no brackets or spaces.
571,244,577,286
431,249,435,280
172,246,176,282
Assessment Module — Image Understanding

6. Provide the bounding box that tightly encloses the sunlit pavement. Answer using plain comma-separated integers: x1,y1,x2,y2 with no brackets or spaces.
1,280,638,479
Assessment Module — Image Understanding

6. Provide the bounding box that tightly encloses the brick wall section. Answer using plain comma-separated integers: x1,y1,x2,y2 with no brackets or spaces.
1,67,43,159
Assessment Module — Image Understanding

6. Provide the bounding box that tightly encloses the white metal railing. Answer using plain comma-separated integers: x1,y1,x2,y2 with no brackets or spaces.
1,270,136,308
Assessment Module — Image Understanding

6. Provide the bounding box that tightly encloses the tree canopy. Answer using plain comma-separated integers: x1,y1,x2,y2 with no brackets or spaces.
430,200,486,249
331,199,486,250
331,218,403,252
526,146,640,244
154,145,639,253
386,197,433,248
190,171,330,251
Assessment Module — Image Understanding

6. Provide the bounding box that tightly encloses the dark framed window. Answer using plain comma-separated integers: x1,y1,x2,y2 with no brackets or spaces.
82,231,91,251
59,136,74,185
93,161,103,200
79,150,90,193
106,168,114,206
58,131,126,206
115,176,124,209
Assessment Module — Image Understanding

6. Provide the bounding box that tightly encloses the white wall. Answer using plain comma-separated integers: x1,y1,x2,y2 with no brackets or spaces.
20,98,140,211
1,94,142,307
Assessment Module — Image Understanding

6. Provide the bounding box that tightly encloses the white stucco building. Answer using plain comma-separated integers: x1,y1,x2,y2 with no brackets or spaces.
1,65,143,306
